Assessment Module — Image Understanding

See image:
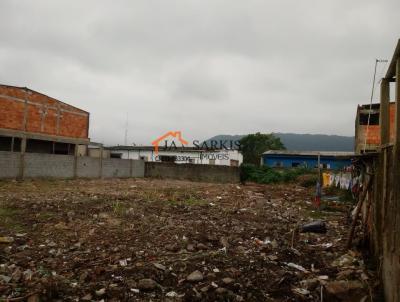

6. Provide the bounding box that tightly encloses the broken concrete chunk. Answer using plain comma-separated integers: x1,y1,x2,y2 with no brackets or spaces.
186,270,204,282
222,277,234,285
292,287,310,296
0,274,12,283
285,262,309,273
332,253,356,267
153,263,166,271
138,278,158,290
95,288,106,296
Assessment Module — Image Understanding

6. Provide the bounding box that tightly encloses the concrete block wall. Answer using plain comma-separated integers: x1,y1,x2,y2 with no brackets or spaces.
24,153,74,178
145,162,240,183
0,151,145,179
77,156,101,178
0,151,20,178
132,160,145,177
102,158,131,178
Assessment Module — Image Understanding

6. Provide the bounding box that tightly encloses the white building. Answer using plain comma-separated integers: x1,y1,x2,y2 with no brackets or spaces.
105,146,243,167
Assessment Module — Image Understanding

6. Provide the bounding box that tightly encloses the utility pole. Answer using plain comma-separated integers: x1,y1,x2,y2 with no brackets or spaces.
124,113,128,145
363,59,388,153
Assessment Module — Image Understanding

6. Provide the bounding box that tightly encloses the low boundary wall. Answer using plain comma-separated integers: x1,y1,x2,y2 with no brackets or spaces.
0,151,239,183
145,162,240,183
0,151,145,179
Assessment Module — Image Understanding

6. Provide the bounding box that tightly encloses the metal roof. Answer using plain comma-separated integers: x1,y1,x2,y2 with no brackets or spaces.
263,150,355,157
105,145,227,152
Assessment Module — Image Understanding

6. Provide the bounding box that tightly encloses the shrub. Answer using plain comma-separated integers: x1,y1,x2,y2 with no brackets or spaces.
240,164,315,184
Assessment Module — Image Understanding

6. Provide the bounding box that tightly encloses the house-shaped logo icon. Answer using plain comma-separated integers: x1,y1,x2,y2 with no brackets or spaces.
151,131,189,154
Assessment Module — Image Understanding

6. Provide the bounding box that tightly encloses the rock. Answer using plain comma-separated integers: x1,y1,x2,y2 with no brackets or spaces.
325,280,365,301
222,277,234,285
153,263,166,271
215,287,228,294
292,287,310,296
332,254,356,267
196,243,208,250
11,268,22,282
82,293,92,301
187,270,204,282
54,222,68,230
165,243,179,252
27,294,40,302
138,278,158,290
299,278,319,290
99,213,109,219
336,269,356,280
95,288,106,296
236,246,247,254
187,244,195,251
268,255,278,261
166,291,178,297
0,274,11,283
220,237,230,249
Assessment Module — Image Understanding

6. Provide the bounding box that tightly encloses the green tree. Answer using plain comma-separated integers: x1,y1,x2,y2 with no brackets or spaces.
239,133,285,166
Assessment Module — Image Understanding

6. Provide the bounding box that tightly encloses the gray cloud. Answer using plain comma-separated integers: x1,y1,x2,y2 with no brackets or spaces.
0,0,399,145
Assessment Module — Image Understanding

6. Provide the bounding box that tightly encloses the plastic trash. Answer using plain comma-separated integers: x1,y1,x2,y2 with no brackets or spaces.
300,220,327,233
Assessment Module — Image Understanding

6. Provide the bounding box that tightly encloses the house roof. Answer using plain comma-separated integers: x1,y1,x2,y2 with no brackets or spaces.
105,145,228,152
263,150,355,157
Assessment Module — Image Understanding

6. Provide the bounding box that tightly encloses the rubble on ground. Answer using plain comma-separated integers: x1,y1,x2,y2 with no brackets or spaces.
0,179,380,301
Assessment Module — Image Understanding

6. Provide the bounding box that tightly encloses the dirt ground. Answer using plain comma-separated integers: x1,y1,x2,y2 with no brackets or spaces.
0,179,379,301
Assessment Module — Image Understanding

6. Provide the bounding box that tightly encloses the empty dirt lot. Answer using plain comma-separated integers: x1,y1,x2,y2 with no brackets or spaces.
0,179,378,301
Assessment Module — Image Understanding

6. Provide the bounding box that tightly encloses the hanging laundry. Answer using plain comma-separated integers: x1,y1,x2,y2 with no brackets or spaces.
329,173,335,186
322,172,330,187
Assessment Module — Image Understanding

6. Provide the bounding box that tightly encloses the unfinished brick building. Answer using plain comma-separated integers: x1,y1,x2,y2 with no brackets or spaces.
0,84,89,155
354,102,396,153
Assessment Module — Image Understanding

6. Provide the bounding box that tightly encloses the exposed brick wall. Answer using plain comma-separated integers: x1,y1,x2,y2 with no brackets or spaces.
356,104,396,152
0,85,89,139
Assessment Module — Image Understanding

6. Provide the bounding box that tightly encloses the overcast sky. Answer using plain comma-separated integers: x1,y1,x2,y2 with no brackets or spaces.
1,1,399,145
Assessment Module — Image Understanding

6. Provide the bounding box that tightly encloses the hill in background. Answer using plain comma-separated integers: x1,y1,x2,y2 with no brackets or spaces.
205,133,354,151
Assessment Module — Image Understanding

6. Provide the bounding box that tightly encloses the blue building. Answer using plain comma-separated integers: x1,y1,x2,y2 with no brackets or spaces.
262,150,354,170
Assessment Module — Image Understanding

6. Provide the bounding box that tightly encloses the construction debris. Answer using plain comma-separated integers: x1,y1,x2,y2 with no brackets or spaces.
0,178,380,301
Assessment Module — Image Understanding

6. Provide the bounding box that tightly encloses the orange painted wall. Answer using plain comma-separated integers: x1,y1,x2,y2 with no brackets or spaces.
0,85,89,139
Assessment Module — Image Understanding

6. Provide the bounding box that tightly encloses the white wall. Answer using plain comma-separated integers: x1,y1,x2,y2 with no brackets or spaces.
113,149,242,166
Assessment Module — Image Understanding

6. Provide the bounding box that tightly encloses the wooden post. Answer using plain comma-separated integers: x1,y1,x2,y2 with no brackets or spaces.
394,58,400,160
393,57,400,250
18,137,27,180
380,78,390,146
10,137,14,152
